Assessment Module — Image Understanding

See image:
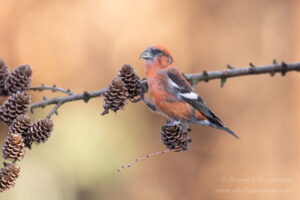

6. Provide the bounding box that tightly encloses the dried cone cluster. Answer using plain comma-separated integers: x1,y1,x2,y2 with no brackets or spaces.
2,133,25,162
161,122,192,152
5,65,32,95
102,77,129,115
0,58,54,192
0,163,20,192
0,91,30,126
119,64,142,100
102,65,143,115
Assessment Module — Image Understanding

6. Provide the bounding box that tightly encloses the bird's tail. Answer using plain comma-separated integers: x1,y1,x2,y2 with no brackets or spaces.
216,126,239,139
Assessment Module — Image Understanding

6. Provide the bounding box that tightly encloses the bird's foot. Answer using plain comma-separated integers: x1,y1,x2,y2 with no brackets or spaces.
168,121,181,126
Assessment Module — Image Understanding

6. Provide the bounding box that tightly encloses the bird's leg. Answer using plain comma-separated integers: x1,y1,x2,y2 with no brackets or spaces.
143,99,157,112
129,92,156,112
183,123,192,132
129,96,143,103
140,93,157,112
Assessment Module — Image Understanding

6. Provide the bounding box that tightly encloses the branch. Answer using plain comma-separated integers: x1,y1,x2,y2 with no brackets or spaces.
30,61,300,116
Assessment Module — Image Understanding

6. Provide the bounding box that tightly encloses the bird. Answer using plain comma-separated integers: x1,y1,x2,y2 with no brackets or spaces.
140,45,239,139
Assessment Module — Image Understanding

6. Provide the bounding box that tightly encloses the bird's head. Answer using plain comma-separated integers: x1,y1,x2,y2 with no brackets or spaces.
140,45,174,69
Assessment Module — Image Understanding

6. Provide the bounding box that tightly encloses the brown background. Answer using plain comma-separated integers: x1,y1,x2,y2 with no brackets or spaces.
0,0,299,199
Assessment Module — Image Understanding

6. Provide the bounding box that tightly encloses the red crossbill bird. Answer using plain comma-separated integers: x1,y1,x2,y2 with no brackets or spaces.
140,45,239,139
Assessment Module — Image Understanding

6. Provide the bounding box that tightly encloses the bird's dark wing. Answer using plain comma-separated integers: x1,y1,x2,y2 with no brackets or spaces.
166,68,223,125
165,67,239,139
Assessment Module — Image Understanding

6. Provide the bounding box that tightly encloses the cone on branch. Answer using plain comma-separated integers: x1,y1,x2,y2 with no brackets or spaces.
28,118,54,144
0,91,31,126
5,64,32,95
0,58,10,96
118,64,142,100
2,133,25,162
0,163,20,192
8,115,32,149
102,77,129,115
161,122,192,152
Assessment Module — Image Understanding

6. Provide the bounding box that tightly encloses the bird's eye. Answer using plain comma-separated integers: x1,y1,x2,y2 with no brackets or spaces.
152,49,163,55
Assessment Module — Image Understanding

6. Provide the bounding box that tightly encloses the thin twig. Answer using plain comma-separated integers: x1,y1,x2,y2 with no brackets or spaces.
30,84,74,95
46,101,63,119
117,149,171,172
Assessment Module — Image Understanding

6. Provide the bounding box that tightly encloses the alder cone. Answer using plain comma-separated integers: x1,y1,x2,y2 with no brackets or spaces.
2,133,25,162
8,115,32,148
118,64,142,99
0,163,20,192
28,118,54,144
0,59,10,96
161,123,191,152
0,91,31,126
102,77,129,115
8,115,31,135
5,65,32,95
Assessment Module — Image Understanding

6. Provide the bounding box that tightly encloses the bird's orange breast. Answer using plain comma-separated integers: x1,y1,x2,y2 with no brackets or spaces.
146,73,194,121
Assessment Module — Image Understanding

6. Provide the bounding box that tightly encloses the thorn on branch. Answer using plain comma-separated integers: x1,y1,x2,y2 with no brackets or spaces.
227,64,235,70
52,84,57,92
249,62,257,73
39,84,45,91
249,62,256,68
220,77,227,88
281,61,288,76
83,91,90,103
269,59,277,76
202,70,209,82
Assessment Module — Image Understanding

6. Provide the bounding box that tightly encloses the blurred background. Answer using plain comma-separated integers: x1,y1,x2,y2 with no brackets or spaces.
0,0,299,199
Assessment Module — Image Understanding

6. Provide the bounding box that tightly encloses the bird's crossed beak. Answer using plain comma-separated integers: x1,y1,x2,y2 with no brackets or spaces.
140,49,152,60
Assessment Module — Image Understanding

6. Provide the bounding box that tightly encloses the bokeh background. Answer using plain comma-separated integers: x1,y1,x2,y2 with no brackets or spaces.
0,0,299,199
